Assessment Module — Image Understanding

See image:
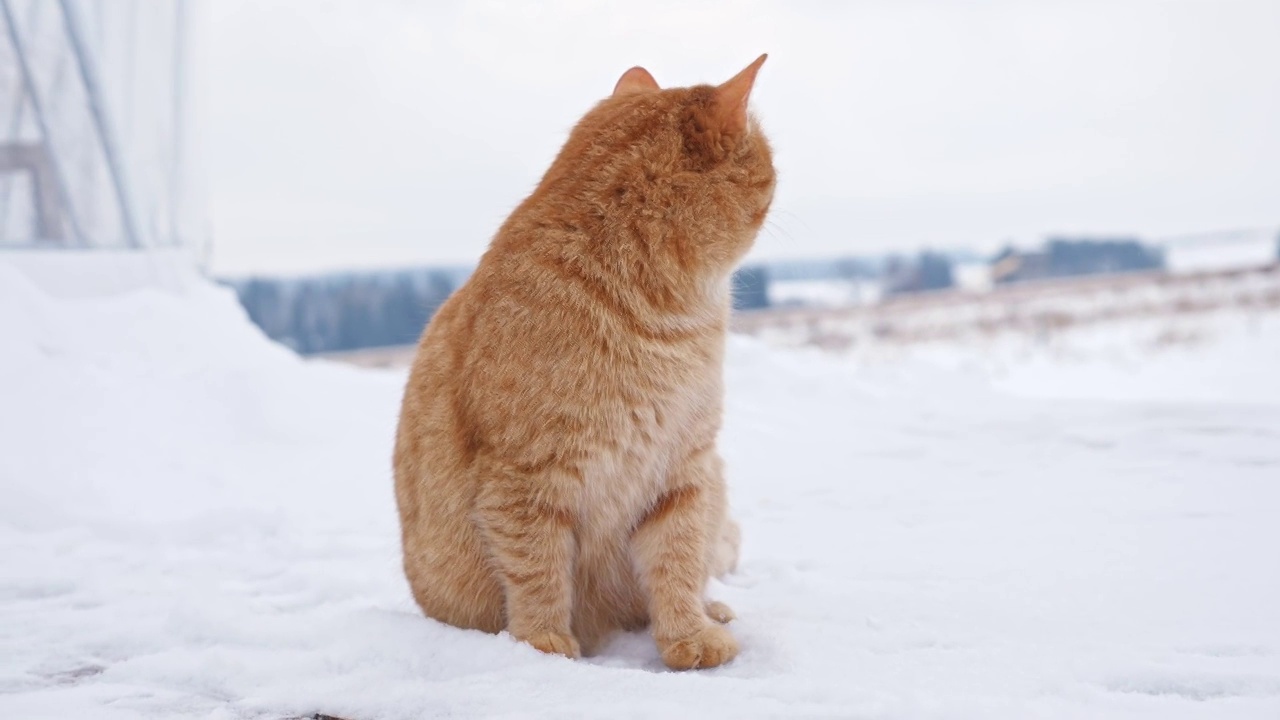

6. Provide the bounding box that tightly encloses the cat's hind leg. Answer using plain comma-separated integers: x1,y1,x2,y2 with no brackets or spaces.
572,540,649,654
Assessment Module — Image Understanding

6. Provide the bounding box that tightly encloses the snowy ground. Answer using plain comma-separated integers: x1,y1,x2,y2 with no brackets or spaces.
2,257,1279,719
737,265,1280,406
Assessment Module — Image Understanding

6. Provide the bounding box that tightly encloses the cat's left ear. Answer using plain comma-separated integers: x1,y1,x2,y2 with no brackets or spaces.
613,66,660,96
713,54,768,134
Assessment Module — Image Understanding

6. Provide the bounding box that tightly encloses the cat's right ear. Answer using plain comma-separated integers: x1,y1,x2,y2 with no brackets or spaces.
612,66,660,96
712,54,768,135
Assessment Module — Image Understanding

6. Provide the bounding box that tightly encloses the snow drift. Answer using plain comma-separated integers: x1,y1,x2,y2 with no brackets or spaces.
2,255,1279,719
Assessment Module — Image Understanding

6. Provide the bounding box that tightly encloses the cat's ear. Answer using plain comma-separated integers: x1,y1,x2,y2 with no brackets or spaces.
713,54,768,134
612,66,660,96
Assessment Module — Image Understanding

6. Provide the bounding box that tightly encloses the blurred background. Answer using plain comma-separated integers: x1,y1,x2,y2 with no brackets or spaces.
4,5,1280,714
2,0,1278,373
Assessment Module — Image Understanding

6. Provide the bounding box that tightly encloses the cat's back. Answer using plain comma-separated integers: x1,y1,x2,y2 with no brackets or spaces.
405,220,728,460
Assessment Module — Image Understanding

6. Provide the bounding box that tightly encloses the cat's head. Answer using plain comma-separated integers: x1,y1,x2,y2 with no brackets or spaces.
544,55,776,275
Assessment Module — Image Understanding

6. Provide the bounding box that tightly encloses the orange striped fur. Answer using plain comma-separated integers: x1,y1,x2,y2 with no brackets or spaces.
393,55,774,670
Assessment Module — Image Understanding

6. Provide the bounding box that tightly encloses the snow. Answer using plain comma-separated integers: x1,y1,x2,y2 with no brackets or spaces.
1165,230,1277,275
742,266,1280,405
917,311,1280,405
768,278,882,308
2,255,1279,719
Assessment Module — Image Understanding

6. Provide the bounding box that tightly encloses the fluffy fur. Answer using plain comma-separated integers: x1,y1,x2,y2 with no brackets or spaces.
393,55,775,670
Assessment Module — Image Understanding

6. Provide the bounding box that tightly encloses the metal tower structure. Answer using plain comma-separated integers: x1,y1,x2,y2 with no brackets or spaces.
0,0,196,250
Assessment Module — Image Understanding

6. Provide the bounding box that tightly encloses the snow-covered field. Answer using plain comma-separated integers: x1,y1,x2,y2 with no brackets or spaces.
2,256,1279,719
737,266,1280,406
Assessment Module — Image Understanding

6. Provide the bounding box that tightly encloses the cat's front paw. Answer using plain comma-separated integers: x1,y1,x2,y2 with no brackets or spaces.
518,630,581,659
659,623,738,670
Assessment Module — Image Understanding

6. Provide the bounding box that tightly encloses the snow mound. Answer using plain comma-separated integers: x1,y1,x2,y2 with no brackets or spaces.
2,257,1279,719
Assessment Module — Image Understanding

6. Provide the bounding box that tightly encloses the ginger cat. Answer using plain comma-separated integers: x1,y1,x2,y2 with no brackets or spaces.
393,55,774,670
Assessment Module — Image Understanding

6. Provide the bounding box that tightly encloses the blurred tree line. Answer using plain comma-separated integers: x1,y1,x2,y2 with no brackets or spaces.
225,270,457,354
884,251,956,295
224,238,1174,355
228,266,775,355
732,265,770,310
227,265,778,354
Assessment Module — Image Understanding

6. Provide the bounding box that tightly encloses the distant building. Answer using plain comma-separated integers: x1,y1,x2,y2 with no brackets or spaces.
992,238,1163,284
990,248,1046,284
884,251,955,295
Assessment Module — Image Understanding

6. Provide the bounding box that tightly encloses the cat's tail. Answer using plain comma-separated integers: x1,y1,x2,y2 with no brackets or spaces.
708,516,741,578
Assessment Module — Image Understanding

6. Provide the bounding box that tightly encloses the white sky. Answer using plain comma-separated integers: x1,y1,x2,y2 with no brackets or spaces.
202,0,1280,276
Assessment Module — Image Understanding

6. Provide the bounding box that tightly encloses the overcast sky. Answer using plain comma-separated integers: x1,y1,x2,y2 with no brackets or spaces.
201,0,1280,276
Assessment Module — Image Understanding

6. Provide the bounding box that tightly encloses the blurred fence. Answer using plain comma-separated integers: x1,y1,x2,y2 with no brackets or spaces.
0,0,199,250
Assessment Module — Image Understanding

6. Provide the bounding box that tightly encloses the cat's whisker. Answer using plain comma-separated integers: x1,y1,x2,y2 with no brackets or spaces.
762,216,799,245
